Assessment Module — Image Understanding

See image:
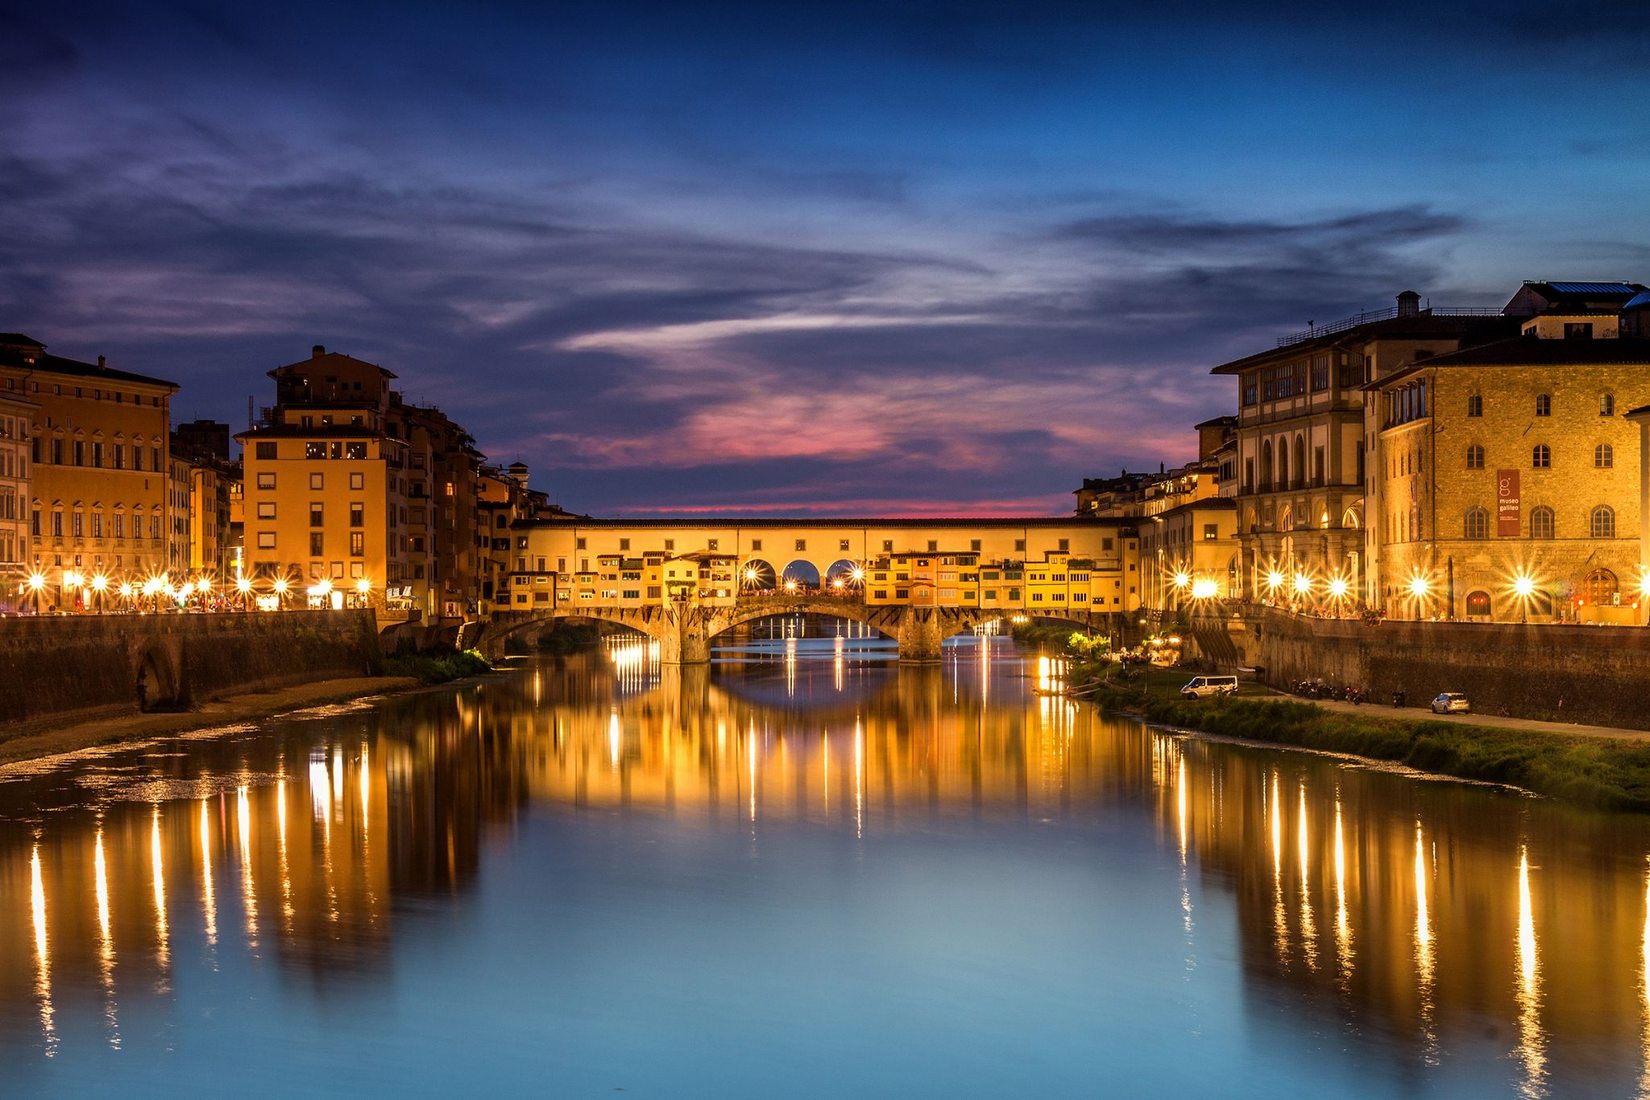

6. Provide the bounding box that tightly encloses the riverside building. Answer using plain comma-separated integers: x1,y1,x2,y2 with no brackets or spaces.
237,344,487,620
1369,283,1650,622
0,332,179,609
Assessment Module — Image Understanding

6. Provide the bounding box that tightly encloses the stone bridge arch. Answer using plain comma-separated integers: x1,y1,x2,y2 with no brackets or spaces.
132,639,183,712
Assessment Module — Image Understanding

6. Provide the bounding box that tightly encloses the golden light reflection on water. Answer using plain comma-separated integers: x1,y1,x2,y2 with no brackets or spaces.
150,806,168,981
31,843,56,1056
1297,783,1317,972
8,652,1650,1089
1414,822,1437,1064
1516,845,1547,1098
93,826,120,1048
199,798,217,950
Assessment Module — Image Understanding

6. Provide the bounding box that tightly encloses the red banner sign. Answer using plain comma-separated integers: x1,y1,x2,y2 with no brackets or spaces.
1496,469,1520,537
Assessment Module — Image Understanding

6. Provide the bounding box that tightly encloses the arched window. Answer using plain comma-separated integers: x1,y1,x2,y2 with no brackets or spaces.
1595,443,1613,468
1465,590,1492,616
1586,568,1619,607
1535,393,1551,416
1467,394,1483,417
1601,393,1615,416
1591,505,1616,539
1532,444,1550,469
1465,444,1485,469
1529,506,1555,540
1293,435,1306,489
1464,507,1490,540
1261,439,1274,492
1277,441,1289,489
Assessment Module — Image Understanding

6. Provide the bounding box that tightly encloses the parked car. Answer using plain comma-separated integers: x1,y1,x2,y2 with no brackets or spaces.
1181,675,1239,699
1430,692,1471,715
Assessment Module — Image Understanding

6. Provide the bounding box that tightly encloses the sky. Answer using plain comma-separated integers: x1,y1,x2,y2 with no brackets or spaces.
2,1,1648,517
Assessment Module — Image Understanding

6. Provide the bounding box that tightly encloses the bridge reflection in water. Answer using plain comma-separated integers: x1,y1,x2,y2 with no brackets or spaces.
2,641,1650,1093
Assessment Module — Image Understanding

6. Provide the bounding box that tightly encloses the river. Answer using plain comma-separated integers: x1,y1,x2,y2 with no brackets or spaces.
2,630,1648,1096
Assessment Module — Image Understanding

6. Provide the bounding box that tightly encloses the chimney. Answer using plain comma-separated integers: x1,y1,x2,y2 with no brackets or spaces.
97,355,106,370
312,344,326,358
1396,290,1421,318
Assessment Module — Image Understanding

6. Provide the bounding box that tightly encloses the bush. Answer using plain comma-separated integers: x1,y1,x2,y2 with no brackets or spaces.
383,647,493,685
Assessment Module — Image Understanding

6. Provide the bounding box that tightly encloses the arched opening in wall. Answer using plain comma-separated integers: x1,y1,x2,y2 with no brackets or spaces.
823,559,862,593
780,560,821,591
1277,442,1289,490
135,646,179,712
1465,590,1492,618
740,559,776,592
1261,440,1274,491
1294,435,1306,489
1585,568,1619,608
1340,507,1361,529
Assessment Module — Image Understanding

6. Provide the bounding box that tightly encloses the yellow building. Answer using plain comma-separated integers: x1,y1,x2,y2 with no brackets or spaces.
0,333,179,609
1138,498,1240,613
0,391,34,609
1370,299,1650,623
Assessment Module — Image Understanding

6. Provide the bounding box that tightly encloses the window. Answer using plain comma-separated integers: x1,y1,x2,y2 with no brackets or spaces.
619,537,630,551
1530,506,1555,540
839,539,851,552
1202,523,1219,540
1595,444,1613,468
349,502,364,527
310,532,325,556
1535,394,1551,417
257,441,280,460
305,442,325,459
1602,393,1616,416
1466,394,1483,417
350,472,364,490
91,442,103,467
926,540,937,552
1586,568,1619,606
1565,322,1594,340
664,539,675,551
1465,444,1485,469
310,502,324,526
257,532,276,549
257,472,275,490
1058,538,1070,551
91,513,102,538
310,472,324,490
576,537,586,550
350,532,365,556
51,511,62,537
256,502,276,519
1465,590,1491,616
1591,505,1617,539
1532,444,1550,469
751,539,762,552
73,441,84,466
1015,539,1026,552
344,442,366,460
1464,507,1489,540
72,512,83,537
970,538,982,552
882,540,893,552
707,539,719,551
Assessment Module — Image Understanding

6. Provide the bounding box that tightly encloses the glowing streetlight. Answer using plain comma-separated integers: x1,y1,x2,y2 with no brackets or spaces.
1510,571,1537,624
236,576,252,595
1172,570,1191,591
1408,575,1430,599
1292,573,1311,595
1190,577,1219,600
27,570,45,614
849,566,864,583
355,577,371,595
1328,577,1349,599
1512,574,1535,598
783,578,798,594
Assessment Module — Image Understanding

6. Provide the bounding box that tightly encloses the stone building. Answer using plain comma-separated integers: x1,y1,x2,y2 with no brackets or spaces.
0,333,179,609
0,391,35,609
1212,293,1517,604
1370,285,1650,622
171,419,239,576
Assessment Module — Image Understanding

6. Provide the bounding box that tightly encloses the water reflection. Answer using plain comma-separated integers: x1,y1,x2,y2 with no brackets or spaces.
1,640,1650,1093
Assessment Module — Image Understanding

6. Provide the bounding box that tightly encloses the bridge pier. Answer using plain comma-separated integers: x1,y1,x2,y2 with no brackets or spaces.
661,605,711,665
894,607,944,663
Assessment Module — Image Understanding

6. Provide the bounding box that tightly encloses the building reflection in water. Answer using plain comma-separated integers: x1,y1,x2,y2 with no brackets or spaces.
4,640,1650,1092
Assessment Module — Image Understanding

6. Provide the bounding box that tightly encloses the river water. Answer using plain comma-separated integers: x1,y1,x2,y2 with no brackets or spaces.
3,632,1649,1096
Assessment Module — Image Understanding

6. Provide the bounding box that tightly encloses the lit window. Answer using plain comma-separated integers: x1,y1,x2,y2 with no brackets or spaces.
1601,393,1616,416
1592,506,1616,539
1463,507,1489,540
1530,506,1555,540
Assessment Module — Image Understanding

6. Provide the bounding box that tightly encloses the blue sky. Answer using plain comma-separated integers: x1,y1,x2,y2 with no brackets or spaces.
2,1,1647,515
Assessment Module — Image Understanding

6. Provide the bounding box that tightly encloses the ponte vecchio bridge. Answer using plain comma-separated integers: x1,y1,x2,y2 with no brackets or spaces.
477,517,1142,663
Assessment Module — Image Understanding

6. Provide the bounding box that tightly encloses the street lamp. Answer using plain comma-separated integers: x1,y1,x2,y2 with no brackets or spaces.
1265,569,1284,605
27,571,45,615
90,573,108,613
1512,571,1536,624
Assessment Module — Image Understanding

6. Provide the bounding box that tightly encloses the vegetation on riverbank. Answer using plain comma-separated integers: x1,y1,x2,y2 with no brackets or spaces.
1074,663,1650,813
383,647,494,685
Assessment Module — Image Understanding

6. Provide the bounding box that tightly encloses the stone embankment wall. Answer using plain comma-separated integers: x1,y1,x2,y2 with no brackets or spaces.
0,610,382,732
1251,609,1650,729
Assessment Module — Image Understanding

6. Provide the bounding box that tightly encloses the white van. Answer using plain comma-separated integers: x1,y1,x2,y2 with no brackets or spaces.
1181,675,1238,699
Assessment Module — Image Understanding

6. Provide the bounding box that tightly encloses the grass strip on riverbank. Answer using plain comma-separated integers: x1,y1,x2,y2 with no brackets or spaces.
1082,673,1650,813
